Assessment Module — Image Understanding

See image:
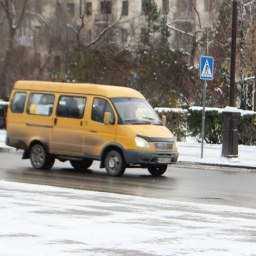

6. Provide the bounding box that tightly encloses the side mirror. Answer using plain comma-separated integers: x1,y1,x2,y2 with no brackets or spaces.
162,115,167,126
104,112,114,125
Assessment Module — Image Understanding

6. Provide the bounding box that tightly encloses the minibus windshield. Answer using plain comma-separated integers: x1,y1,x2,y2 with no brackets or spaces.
112,98,161,125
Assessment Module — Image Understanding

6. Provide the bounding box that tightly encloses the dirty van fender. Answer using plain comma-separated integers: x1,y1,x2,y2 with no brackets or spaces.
100,143,127,168
23,139,50,159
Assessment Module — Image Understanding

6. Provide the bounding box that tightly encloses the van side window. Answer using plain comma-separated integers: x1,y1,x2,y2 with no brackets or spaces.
28,93,55,116
92,98,115,123
11,92,27,113
57,96,86,119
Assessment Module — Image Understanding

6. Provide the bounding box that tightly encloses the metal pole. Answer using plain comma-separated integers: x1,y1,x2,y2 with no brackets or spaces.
230,0,238,107
201,28,208,159
201,80,207,159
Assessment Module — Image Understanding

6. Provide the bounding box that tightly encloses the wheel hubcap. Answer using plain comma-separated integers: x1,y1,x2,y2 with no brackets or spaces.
108,156,120,170
31,145,45,168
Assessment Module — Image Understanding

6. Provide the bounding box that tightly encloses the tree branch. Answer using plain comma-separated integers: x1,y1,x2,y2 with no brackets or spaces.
167,24,194,37
16,0,29,29
192,3,202,29
85,16,121,48
0,0,13,30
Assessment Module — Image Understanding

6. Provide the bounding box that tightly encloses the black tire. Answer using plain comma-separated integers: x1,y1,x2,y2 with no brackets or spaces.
30,143,55,170
148,165,168,177
104,150,126,177
70,159,93,171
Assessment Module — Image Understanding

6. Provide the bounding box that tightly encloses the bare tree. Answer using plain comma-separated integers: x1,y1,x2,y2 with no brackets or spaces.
0,0,29,99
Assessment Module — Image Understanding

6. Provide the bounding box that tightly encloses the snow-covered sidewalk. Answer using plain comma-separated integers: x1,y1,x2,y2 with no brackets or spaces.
0,180,256,256
178,140,256,168
0,129,11,150
0,129,6,147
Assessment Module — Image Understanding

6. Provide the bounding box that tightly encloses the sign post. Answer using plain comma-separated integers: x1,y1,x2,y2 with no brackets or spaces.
199,55,214,159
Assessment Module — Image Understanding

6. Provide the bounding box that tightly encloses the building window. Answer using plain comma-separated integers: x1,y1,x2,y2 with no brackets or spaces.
35,1,42,14
122,1,129,16
11,92,27,114
204,0,209,11
142,0,152,15
86,2,92,16
54,56,61,70
176,0,187,13
141,28,149,44
57,96,86,119
142,0,147,14
162,0,169,14
67,2,75,17
101,1,112,14
121,28,128,44
88,29,92,42
28,93,55,116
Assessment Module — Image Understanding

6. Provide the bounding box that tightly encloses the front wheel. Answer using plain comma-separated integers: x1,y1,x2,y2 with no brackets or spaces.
70,159,93,171
30,143,55,170
105,150,126,177
148,165,168,177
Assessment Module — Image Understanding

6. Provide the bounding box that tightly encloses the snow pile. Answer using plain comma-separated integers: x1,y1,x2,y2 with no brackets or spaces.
155,107,188,114
155,106,256,116
0,180,256,256
190,106,256,116
0,100,8,106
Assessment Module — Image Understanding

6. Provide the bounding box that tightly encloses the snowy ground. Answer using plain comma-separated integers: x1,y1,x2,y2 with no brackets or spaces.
0,180,256,256
178,138,256,168
0,129,7,148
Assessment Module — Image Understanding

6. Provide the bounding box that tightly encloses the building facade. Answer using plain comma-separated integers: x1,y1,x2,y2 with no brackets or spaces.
26,0,221,51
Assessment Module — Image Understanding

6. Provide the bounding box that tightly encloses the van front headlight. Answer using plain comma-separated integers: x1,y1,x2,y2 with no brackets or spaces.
135,136,150,148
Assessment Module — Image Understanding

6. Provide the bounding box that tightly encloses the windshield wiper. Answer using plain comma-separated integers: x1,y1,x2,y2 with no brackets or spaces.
140,117,161,125
123,119,152,124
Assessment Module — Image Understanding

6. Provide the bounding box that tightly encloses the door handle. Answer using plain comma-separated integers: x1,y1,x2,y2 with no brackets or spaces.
54,118,58,126
90,130,97,133
80,121,83,126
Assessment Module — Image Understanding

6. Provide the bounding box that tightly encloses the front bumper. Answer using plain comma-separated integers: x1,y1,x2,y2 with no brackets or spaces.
124,150,179,166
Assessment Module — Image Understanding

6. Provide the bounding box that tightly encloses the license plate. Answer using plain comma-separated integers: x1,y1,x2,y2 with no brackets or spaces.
158,158,171,164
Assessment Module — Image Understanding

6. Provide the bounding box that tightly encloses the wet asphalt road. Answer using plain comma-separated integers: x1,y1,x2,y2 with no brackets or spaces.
1,151,256,209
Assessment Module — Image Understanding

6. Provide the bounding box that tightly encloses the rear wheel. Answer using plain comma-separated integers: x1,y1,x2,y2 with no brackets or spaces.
148,165,168,177
30,143,55,170
70,159,93,171
104,150,126,177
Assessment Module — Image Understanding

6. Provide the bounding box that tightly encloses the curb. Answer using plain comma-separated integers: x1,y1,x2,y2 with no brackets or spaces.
0,145,15,153
178,161,256,170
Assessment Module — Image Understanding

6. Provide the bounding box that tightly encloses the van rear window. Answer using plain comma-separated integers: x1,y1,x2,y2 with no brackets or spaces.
11,92,27,113
27,93,55,116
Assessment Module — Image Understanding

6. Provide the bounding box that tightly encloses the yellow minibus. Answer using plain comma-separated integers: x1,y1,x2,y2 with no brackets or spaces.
6,81,178,177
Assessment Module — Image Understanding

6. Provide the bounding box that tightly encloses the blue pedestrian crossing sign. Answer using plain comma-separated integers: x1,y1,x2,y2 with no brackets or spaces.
200,55,214,81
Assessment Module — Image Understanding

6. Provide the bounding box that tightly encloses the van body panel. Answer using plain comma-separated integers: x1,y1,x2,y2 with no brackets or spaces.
50,117,85,156
7,112,28,148
126,125,174,138
84,96,117,157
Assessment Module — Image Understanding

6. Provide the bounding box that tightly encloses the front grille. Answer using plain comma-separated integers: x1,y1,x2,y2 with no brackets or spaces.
153,142,174,152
